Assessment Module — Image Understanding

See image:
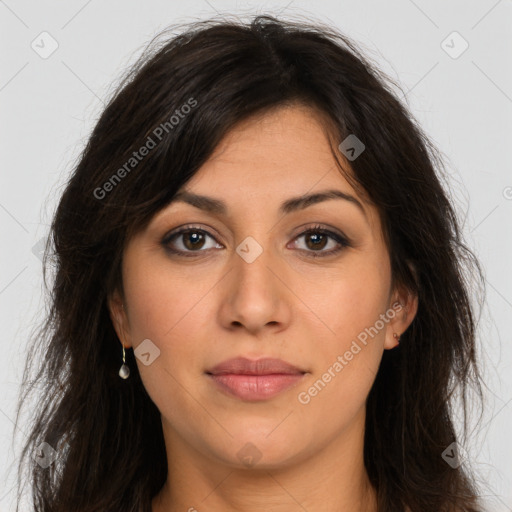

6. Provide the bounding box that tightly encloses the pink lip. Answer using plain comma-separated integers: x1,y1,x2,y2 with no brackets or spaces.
206,357,307,401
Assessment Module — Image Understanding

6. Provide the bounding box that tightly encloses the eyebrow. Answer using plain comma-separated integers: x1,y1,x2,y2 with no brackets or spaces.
171,189,367,219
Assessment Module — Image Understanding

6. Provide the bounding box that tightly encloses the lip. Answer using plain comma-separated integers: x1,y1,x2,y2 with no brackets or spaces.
206,357,307,401
207,357,305,376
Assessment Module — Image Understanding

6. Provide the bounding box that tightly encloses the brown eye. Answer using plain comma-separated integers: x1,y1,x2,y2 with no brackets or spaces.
291,225,350,258
182,231,206,250
304,232,329,250
162,224,350,259
163,227,223,256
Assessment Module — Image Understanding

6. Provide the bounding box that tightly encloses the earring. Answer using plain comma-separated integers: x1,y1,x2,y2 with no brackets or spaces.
118,343,130,379
393,332,401,348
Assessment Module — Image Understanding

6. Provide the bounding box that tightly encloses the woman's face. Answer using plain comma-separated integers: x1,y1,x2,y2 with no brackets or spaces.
109,104,416,471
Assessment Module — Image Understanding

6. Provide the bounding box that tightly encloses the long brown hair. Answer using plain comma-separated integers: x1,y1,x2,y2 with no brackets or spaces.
13,14,485,512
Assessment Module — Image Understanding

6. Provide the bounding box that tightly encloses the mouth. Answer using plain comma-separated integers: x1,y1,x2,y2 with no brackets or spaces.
205,357,307,401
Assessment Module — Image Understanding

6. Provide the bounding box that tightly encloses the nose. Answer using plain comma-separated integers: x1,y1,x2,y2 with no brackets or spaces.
217,240,292,336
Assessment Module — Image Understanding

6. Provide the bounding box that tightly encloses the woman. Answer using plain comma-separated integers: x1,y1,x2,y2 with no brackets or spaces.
14,14,485,512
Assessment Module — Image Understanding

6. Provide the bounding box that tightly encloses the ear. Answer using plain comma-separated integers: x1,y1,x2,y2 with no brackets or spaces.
107,289,133,349
383,264,419,350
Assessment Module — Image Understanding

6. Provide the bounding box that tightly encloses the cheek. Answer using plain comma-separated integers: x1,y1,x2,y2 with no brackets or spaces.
120,261,215,431
122,250,212,341
304,253,391,347
296,255,390,411
121,255,219,393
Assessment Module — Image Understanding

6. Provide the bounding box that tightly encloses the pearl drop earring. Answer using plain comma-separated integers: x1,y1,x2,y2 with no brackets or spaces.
118,343,130,379
117,302,130,379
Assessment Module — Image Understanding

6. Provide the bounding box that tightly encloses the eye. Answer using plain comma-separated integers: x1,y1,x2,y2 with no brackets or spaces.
290,224,350,258
162,225,222,256
162,223,350,258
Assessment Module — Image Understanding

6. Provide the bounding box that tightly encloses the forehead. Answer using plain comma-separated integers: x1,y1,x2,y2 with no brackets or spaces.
184,104,361,200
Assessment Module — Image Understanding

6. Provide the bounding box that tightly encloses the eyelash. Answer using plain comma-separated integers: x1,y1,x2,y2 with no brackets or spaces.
161,224,351,259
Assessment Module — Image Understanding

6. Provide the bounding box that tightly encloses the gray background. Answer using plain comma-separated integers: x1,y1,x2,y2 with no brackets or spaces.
1,0,511,510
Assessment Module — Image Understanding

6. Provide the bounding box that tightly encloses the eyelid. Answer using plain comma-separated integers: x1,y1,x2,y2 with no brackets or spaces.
289,224,350,257
161,223,222,245
161,223,351,257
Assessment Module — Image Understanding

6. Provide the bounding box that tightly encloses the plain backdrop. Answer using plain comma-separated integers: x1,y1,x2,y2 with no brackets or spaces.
1,1,511,510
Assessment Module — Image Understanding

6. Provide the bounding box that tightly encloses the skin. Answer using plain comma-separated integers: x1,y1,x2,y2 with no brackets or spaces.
109,103,418,512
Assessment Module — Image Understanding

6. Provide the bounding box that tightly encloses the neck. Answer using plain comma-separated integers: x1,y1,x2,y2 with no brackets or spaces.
152,408,378,512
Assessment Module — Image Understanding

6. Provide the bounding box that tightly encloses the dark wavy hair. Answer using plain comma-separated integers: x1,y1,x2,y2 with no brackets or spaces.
12,13,486,512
